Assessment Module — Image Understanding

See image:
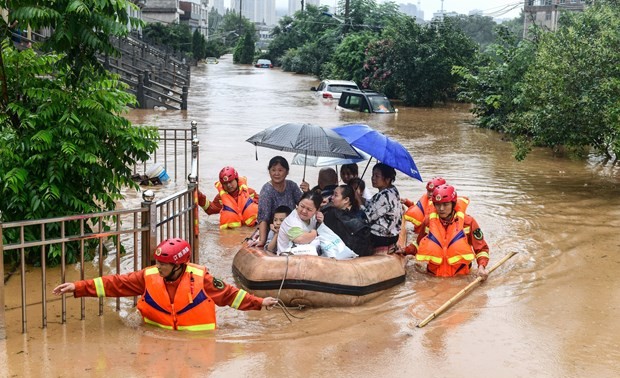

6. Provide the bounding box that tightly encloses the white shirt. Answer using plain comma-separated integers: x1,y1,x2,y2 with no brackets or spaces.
276,209,320,254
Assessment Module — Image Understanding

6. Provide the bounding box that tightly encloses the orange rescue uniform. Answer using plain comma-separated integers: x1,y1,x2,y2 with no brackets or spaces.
409,209,489,277
404,194,470,234
73,263,264,330
202,177,259,229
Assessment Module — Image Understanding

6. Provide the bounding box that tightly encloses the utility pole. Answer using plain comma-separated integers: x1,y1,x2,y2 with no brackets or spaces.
239,0,242,34
441,0,445,19
301,0,305,12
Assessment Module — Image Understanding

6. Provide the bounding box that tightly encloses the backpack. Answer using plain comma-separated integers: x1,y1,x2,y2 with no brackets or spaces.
324,208,373,257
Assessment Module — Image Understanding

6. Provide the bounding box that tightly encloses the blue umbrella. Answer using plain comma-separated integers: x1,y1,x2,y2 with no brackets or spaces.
332,123,423,182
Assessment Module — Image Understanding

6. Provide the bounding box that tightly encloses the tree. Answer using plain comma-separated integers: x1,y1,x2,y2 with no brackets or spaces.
450,14,498,49
192,29,206,60
233,27,256,64
509,3,620,159
321,31,379,83
142,23,193,55
453,26,536,132
364,17,478,106
0,1,158,264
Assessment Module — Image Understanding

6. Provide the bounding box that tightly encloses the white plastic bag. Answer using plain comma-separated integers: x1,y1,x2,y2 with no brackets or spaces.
317,223,358,260
286,244,319,256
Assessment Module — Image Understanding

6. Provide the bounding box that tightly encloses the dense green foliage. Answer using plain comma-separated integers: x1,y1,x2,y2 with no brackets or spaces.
450,14,498,49
143,23,193,56
268,1,478,106
233,27,257,64
364,17,477,106
1,0,158,264
455,2,620,160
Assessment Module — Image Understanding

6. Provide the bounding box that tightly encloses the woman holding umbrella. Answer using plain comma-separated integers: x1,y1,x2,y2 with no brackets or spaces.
252,156,305,248
364,163,404,254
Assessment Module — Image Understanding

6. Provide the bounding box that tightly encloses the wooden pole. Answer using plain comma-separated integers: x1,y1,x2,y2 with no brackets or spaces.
417,251,518,328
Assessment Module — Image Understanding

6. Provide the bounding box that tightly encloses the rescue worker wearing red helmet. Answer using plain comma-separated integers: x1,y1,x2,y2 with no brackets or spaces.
53,238,278,331
198,166,259,229
406,185,490,279
402,177,449,234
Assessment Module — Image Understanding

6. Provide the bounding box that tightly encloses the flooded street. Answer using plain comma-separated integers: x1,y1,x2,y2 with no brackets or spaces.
2,55,620,377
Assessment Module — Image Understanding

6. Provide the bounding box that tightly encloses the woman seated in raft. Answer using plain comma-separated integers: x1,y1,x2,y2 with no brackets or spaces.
276,192,324,255
364,163,403,254
322,185,373,257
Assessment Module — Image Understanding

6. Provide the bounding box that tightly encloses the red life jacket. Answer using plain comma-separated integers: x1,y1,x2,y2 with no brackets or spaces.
415,209,476,277
216,176,258,229
136,263,216,331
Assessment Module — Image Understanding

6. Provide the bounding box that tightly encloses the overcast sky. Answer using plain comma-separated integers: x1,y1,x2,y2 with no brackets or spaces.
276,1,523,21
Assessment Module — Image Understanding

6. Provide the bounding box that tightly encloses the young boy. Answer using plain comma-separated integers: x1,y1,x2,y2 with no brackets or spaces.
265,206,292,253
340,164,373,203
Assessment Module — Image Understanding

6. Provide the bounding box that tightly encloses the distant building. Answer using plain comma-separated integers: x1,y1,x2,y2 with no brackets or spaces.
211,0,226,15
523,0,586,34
399,2,424,22
232,0,276,26
432,10,460,21
141,0,182,24
179,0,209,37
288,0,320,16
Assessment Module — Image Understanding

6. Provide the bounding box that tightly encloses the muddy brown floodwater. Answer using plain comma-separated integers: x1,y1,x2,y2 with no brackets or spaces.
2,55,620,377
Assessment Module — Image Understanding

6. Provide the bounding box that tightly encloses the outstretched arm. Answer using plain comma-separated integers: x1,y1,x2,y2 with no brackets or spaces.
53,282,76,295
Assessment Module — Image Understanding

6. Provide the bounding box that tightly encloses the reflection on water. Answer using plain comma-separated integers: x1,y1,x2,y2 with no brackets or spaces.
2,55,620,377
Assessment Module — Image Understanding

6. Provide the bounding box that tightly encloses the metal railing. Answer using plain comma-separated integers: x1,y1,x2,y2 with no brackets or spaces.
0,121,201,336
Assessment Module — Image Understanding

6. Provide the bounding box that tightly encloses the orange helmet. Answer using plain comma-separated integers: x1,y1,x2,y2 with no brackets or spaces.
432,184,457,204
219,166,239,184
426,177,446,192
154,238,191,264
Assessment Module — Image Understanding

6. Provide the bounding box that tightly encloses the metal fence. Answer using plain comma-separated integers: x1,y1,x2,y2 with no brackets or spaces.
0,122,200,336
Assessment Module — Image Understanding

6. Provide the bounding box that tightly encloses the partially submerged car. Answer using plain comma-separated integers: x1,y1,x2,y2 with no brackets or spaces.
311,79,359,100
336,89,397,113
255,59,273,68
205,57,218,64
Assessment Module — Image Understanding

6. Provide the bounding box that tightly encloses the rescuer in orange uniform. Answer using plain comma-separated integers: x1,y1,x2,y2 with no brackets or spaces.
402,177,447,233
407,185,489,279
198,166,259,229
53,239,277,331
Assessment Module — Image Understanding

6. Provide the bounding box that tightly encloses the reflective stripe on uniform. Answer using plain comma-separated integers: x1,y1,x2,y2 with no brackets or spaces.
416,254,442,264
177,323,216,331
404,214,422,226
93,277,106,297
476,251,490,259
185,265,204,276
145,267,159,276
231,289,247,309
220,221,242,229
447,253,475,264
144,317,174,330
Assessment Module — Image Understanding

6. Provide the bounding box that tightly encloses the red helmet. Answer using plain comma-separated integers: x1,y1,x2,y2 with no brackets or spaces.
426,177,446,192
219,166,239,184
432,184,457,204
154,238,191,264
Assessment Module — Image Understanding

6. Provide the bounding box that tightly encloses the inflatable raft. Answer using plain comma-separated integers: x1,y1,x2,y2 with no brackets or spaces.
232,246,407,307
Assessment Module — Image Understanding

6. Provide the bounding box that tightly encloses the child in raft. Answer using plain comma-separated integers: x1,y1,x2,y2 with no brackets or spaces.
265,205,292,253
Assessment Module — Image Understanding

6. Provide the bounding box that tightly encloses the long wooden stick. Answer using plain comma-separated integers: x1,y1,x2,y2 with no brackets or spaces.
417,251,518,328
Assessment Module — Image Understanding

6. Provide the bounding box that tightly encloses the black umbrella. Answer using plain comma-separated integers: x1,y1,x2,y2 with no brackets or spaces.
246,123,361,180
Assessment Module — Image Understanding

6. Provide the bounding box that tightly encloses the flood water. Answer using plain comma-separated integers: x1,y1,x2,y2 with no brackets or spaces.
2,55,620,377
